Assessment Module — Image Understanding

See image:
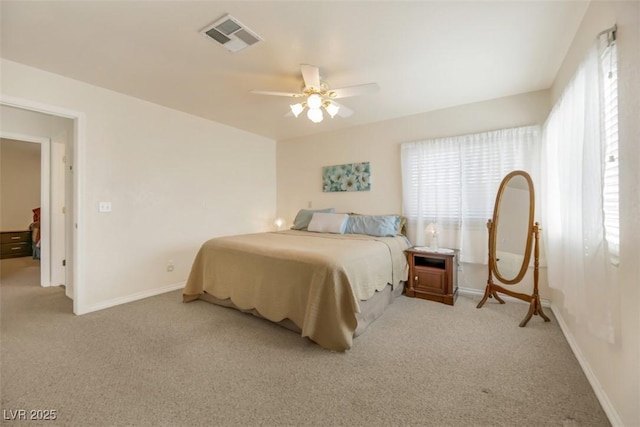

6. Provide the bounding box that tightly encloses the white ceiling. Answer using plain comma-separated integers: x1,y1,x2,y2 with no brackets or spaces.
0,1,589,141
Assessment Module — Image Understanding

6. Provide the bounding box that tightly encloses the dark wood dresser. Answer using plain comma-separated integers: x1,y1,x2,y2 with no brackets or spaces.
1,230,33,259
405,247,459,305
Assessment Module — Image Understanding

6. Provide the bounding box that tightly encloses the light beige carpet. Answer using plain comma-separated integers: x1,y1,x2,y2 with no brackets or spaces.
0,257,609,426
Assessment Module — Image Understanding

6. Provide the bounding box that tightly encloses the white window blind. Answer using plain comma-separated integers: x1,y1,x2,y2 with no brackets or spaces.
461,132,536,221
401,139,462,223
401,125,539,263
601,42,619,263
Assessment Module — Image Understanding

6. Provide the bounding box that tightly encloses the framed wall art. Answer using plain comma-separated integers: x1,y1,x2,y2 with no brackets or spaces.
322,161,370,192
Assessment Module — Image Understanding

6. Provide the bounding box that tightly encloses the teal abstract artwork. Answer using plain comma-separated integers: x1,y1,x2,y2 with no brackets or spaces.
322,162,371,192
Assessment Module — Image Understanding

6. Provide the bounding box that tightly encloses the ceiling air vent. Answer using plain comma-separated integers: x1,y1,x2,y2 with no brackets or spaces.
201,14,262,53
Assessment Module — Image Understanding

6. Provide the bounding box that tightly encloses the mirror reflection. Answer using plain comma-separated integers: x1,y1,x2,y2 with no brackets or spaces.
494,175,532,281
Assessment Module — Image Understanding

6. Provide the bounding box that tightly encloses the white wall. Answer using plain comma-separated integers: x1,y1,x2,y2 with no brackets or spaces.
0,138,40,230
1,59,276,313
277,89,550,296
548,2,640,426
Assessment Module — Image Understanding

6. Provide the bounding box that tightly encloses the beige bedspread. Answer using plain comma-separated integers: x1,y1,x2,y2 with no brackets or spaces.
183,230,410,351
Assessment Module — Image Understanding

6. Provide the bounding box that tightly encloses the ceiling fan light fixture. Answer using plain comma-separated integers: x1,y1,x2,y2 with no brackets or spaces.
290,103,304,117
250,64,373,124
307,107,323,123
307,93,323,109
324,102,340,118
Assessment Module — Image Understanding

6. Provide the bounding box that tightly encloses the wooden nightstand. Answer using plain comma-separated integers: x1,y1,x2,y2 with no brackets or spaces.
405,247,459,305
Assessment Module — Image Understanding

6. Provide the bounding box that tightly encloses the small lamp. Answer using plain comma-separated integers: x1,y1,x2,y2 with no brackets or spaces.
425,223,439,250
274,218,284,230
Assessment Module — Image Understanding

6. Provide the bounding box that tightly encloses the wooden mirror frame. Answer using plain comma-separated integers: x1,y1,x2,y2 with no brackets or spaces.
477,170,550,327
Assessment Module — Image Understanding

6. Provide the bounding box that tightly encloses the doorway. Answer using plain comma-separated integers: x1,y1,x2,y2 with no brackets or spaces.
0,131,68,292
0,96,85,315
0,135,48,286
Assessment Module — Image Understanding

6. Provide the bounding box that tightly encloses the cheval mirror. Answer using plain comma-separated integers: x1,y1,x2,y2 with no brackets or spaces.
476,170,550,327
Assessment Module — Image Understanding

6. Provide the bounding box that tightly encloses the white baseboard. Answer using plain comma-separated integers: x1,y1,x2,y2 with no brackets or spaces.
458,286,551,307
550,304,623,427
82,281,185,314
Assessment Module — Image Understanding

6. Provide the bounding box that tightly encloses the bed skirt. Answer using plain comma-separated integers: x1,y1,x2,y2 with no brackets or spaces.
191,282,405,342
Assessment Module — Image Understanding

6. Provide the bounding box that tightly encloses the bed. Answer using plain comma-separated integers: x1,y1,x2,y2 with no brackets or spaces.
183,218,410,351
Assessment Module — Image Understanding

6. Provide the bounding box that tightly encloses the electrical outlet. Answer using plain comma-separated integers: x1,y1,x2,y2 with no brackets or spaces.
166,260,174,272
99,202,112,212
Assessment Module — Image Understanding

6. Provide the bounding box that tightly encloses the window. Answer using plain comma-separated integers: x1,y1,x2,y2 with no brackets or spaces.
540,29,618,342
401,125,539,263
601,42,619,263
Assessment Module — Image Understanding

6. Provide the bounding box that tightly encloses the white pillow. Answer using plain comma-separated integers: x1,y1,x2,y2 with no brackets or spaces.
307,213,349,234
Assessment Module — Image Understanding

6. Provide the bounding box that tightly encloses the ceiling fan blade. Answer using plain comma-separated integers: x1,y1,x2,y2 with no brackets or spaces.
327,83,380,99
300,64,321,90
249,89,301,98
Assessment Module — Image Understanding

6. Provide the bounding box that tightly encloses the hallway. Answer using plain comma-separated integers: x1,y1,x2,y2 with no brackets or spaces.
0,257,71,324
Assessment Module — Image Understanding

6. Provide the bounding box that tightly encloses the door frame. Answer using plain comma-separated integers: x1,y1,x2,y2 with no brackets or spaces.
1,94,86,315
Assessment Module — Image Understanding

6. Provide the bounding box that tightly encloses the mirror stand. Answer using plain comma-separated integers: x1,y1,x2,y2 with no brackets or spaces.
477,221,551,327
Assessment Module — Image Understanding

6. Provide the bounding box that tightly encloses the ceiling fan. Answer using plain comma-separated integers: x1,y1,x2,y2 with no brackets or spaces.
250,64,379,123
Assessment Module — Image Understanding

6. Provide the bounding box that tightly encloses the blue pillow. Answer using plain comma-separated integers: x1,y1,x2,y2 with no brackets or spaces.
291,208,335,230
346,215,400,237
